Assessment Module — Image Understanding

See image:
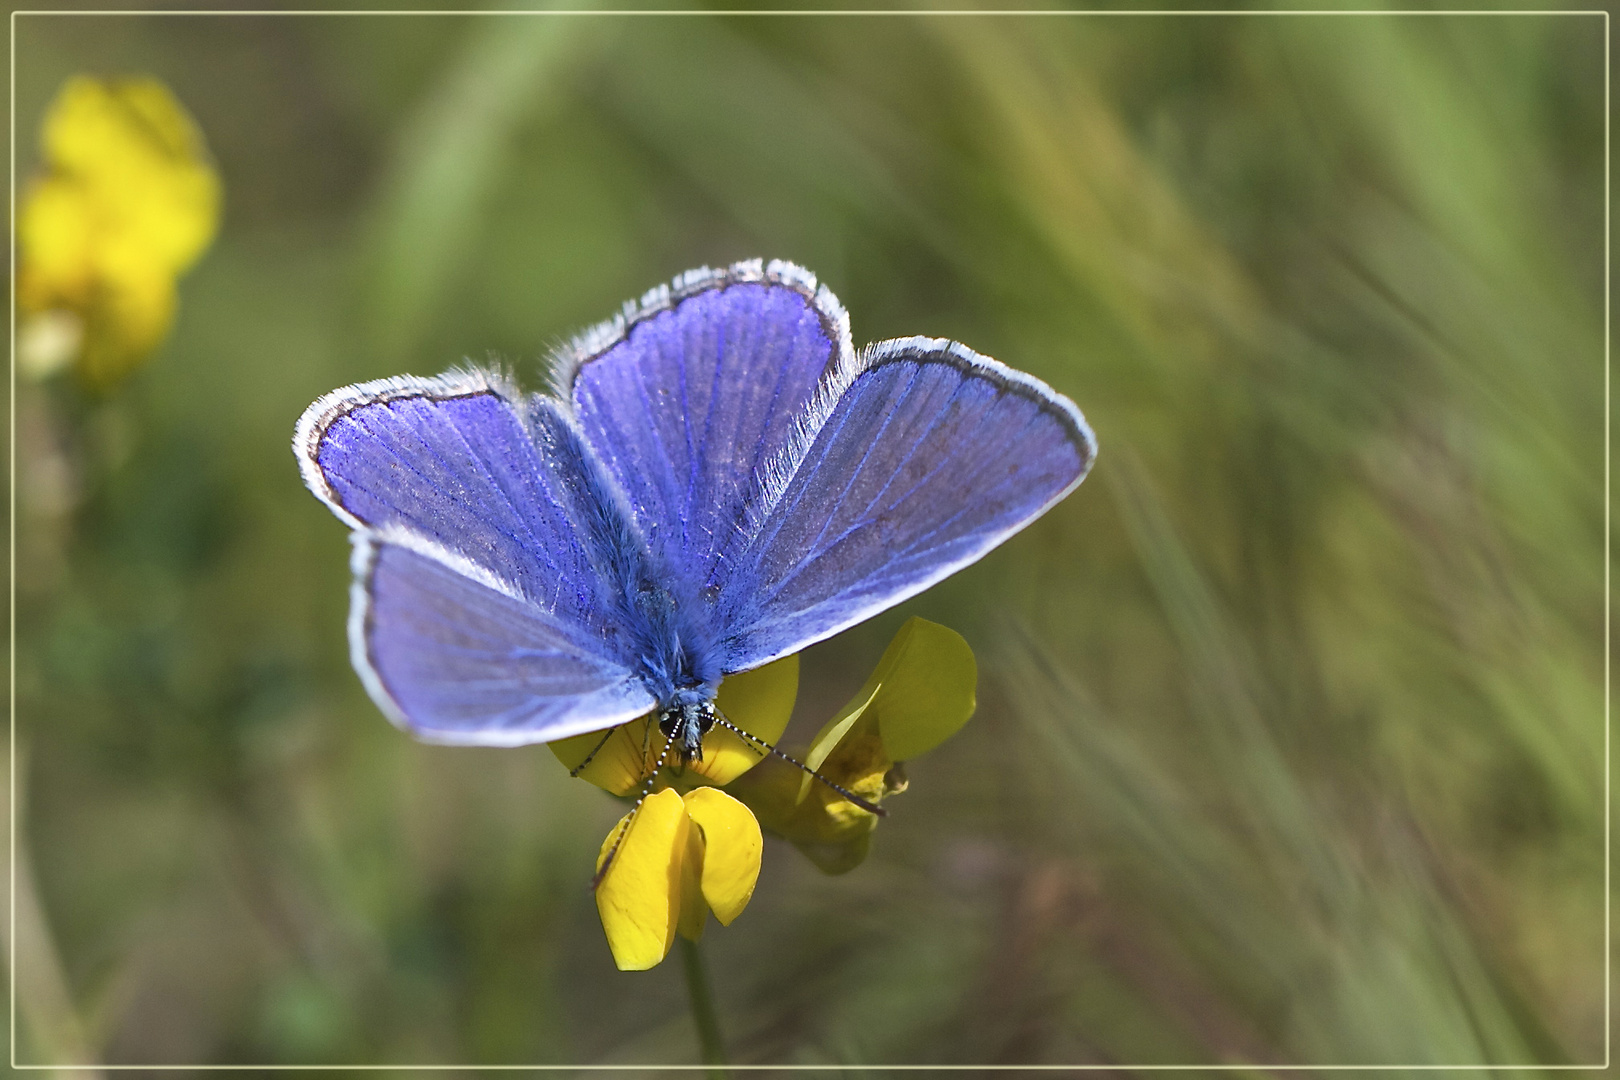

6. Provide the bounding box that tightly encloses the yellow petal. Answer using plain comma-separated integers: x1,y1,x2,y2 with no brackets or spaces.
109,78,209,161
685,653,799,786
866,618,977,761
594,788,689,971
681,788,762,925
99,269,176,352
802,684,879,789
18,178,97,307
799,619,976,805
675,811,709,943
796,675,881,806
550,715,658,797
43,77,219,272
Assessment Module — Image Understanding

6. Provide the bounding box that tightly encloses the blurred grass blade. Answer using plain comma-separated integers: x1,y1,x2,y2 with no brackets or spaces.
6,744,105,1073
1105,448,1343,895
1003,623,1556,1065
359,7,612,362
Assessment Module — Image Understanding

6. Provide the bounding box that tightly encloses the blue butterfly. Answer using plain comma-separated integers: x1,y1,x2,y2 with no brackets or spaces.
294,259,1096,767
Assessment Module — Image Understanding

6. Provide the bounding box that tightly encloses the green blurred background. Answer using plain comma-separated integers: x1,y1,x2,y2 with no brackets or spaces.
10,6,1606,1070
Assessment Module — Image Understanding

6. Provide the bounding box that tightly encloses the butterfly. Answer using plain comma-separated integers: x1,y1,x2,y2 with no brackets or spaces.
293,259,1096,773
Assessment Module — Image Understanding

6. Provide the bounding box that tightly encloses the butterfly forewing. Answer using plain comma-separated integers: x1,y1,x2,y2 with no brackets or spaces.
560,262,849,610
298,372,618,642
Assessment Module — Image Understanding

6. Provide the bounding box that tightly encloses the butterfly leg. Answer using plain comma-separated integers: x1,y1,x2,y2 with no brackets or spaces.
638,715,656,776
569,726,620,778
709,714,887,817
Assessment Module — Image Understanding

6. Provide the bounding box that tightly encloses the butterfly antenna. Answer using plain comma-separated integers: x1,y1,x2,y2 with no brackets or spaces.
709,714,887,818
568,727,618,778
591,737,676,890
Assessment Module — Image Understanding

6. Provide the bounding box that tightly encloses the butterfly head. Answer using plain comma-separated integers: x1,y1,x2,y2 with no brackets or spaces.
657,689,716,765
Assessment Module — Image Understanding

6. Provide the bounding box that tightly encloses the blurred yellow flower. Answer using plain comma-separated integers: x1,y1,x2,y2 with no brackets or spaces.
549,655,796,970
729,617,977,874
17,76,220,388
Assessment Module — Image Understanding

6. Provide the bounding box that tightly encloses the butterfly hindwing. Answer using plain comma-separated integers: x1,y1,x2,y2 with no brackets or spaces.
353,529,655,746
719,337,1096,670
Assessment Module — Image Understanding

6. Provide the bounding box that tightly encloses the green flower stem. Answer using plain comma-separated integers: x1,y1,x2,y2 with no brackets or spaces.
678,935,729,1078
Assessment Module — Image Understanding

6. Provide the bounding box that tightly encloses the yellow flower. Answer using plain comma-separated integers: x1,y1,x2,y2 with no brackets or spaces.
17,76,220,388
550,620,976,969
592,786,762,971
549,655,797,970
728,617,977,874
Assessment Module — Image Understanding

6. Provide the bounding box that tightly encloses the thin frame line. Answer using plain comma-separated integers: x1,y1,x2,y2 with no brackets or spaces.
9,6,1607,1075
5,1067,1619,1073
3,7,1614,14
1603,6,1612,1074
8,5,16,1073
